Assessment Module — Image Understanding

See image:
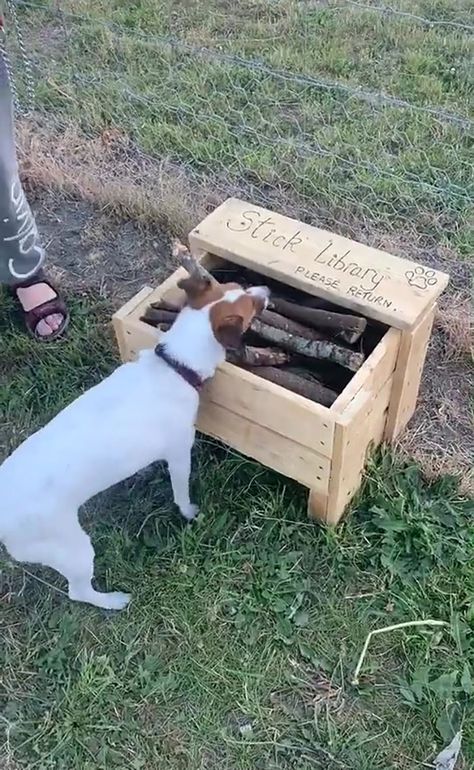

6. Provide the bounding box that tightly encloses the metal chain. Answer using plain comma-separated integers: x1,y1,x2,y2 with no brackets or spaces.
0,9,21,112
0,0,35,115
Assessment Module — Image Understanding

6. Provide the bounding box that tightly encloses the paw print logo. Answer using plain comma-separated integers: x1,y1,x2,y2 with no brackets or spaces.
404,266,438,291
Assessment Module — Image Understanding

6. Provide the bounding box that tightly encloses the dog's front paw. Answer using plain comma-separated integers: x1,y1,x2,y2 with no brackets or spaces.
180,503,199,522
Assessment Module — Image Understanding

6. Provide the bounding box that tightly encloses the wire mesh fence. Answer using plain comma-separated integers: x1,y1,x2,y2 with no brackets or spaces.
2,0,473,263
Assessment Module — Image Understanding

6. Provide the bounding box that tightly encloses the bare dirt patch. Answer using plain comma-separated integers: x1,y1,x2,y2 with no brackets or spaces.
28,189,171,304
17,118,474,494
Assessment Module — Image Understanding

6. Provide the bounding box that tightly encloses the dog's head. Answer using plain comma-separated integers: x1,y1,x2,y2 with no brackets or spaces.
177,274,269,350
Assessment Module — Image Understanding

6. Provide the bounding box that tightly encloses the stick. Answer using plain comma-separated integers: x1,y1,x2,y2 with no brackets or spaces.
285,366,327,384
258,311,366,369
270,297,367,344
172,239,217,284
351,620,448,685
150,298,181,313
227,347,290,367
248,366,337,406
250,319,365,372
260,309,326,341
140,308,178,326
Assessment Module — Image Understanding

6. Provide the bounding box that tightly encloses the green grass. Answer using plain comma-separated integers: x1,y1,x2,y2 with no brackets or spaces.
1,294,474,769
11,0,474,255
1,1,473,766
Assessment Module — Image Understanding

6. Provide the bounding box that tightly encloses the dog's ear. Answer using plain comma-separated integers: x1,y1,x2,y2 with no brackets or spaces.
177,275,212,301
213,315,244,350
246,285,270,315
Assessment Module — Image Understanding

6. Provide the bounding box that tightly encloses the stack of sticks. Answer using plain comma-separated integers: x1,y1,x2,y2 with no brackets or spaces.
140,250,381,408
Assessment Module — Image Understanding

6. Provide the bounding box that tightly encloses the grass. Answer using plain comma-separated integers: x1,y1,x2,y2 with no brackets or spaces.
1,294,474,769
1,1,473,767
10,0,474,255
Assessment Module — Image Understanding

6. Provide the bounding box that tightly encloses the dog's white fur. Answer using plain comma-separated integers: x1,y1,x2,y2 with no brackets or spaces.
0,284,269,610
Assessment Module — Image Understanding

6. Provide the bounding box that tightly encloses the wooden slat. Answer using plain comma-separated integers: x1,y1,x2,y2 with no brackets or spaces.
189,198,449,329
384,304,436,440
112,286,154,321
310,377,392,525
205,364,335,457
332,327,400,414
114,317,159,361
333,400,388,512
197,402,331,491
112,287,154,361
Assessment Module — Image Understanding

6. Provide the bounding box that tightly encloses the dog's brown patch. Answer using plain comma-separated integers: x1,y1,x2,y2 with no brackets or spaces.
210,293,260,349
177,276,221,307
177,277,242,309
174,275,264,348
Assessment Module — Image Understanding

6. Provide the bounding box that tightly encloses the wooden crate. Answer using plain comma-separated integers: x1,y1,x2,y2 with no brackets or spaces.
113,198,449,525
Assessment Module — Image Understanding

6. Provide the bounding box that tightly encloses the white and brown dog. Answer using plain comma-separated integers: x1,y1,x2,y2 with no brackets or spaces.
0,269,269,609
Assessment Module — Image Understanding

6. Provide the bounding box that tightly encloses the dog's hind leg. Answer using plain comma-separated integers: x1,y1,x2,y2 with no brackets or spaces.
7,517,130,610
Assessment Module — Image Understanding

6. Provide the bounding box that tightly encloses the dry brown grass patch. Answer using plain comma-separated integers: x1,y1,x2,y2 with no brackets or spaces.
435,292,473,361
17,117,216,242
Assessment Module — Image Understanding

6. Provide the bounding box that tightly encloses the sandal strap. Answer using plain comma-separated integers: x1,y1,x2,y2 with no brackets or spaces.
23,296,69,338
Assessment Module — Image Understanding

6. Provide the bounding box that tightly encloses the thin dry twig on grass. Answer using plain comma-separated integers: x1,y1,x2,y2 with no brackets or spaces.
352,620,449,685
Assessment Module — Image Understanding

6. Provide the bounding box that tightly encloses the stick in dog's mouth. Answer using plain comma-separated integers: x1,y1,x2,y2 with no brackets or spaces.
172,239,217,286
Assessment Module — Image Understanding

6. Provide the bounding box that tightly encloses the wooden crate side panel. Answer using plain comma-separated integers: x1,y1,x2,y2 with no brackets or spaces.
189,198,449,329
113,286,154,322
115,317,159,361
112,286,154,361
205,365,335,457
112,316,128,362
197,402,331,492
333,379,392,506
384,305,436,441
315,377,392,525
332,327,400,414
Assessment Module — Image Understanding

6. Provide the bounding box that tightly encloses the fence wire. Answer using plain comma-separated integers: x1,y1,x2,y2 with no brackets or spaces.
3,0,473,260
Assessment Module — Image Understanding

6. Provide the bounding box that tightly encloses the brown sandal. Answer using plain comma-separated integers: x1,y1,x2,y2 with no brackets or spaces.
11,269,70,341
